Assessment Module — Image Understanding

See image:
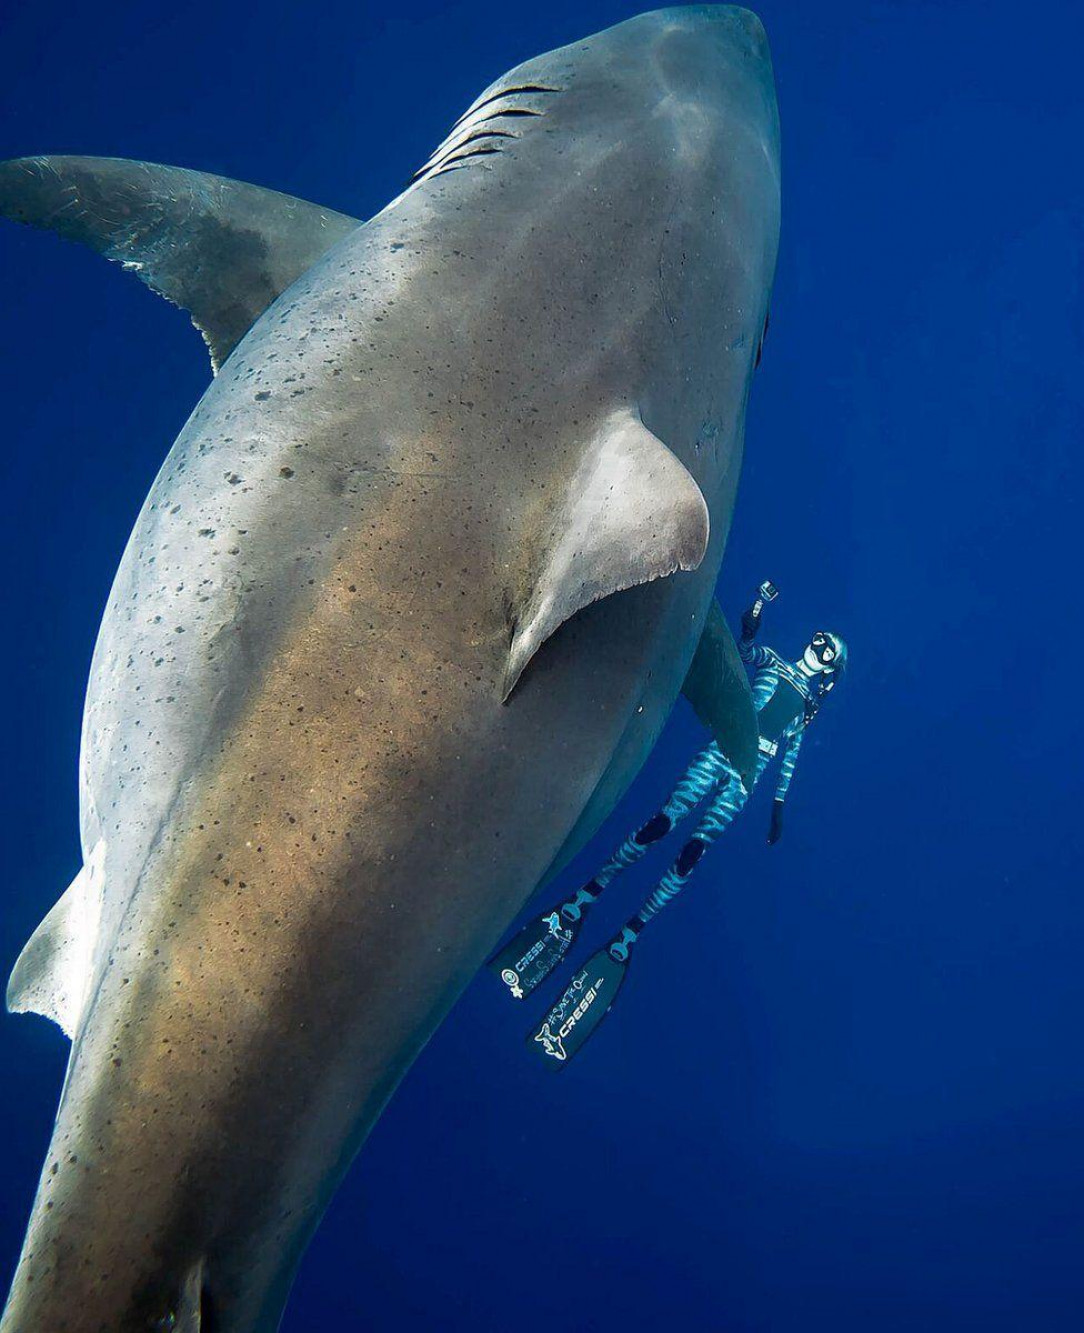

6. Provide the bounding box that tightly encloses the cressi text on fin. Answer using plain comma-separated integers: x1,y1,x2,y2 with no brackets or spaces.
488,902,581,1000
527,945,629,1067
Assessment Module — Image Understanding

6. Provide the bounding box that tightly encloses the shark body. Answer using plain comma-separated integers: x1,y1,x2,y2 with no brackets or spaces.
0,9,779,1330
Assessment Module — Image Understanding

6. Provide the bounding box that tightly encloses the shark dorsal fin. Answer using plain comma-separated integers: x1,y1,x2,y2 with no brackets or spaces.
681,598,759,790
505,407,709,699
0,156,360,372
7,839,106,1039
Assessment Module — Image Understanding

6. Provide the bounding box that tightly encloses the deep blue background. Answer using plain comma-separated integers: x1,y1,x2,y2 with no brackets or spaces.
1,2,1081,1329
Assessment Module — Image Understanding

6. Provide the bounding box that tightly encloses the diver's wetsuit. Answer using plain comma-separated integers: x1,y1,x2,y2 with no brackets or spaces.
589,620,822,932
511,608,845,1061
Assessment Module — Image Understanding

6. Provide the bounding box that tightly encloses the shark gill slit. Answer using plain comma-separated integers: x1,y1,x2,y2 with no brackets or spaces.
413,85,564,184
411,144,505,184
450,84,562,130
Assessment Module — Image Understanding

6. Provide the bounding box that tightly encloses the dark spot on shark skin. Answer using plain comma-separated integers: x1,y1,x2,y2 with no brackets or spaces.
254,390,271,401
279,467,294,478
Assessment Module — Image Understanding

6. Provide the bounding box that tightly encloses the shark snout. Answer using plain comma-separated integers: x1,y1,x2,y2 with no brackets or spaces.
654,4,770,48
634,6,775,96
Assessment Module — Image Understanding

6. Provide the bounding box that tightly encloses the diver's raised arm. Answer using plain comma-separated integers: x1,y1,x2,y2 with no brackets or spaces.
739,579,778,665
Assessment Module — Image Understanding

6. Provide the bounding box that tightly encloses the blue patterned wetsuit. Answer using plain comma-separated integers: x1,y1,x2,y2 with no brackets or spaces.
588,624,824,932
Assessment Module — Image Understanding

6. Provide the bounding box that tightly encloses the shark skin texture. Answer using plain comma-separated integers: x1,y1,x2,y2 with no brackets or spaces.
0,8,779,1331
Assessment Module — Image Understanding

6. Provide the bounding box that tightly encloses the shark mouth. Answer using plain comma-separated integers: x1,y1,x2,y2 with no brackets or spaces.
410,83,562,185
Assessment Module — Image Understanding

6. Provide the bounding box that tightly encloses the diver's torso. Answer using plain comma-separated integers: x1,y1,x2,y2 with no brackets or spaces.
756,654,814,744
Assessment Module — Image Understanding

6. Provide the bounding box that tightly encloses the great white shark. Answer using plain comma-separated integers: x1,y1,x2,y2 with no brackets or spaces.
0,8,779,1330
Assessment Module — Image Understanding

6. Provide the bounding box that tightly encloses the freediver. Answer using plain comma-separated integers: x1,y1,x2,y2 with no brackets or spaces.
489,581,848,1064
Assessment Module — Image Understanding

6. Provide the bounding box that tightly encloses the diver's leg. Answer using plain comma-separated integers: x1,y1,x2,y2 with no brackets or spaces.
489,744,730,1000
626,762,752,938
527,761,753,1065
590,742,732,893
526,755,765,1062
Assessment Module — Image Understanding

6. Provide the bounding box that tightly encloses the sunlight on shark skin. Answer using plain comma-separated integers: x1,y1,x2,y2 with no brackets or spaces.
0,9,779,1330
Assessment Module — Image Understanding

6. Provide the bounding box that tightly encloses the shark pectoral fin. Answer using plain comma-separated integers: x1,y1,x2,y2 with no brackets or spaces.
7,839,106,1039
0,155,361,372
682,598,759,790
504,407,710,700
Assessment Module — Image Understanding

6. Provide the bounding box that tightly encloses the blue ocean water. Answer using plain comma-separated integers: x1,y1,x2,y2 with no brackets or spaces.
0,1,1080,1329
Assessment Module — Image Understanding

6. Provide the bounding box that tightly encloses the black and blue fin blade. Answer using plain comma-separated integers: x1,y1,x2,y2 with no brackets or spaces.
527,946,628,1068
0,155,361,372
681,597,759,791
487,890,596,1000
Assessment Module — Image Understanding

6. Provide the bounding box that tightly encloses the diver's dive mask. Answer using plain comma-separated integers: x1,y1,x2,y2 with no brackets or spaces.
803,630,847,675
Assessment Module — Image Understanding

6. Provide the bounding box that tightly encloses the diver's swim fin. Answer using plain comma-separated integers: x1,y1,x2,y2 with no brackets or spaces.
526,927,637,1068
488,883,599,999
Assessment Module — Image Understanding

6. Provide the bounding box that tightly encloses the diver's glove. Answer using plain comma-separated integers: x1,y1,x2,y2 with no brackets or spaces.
767,800,784,845
742,581,777,640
